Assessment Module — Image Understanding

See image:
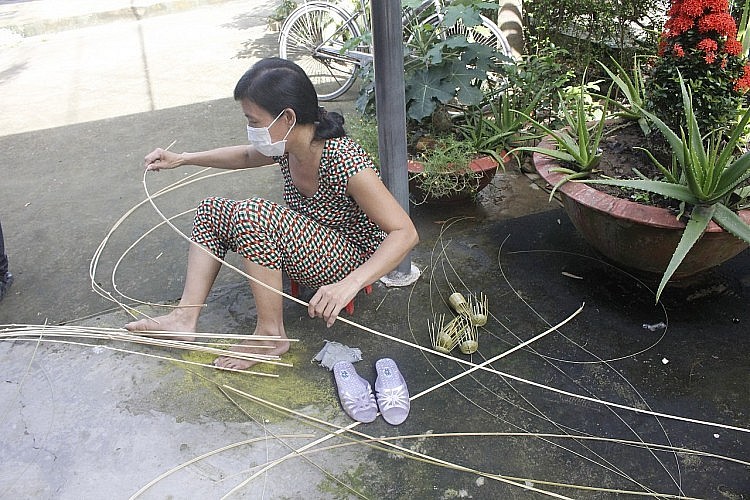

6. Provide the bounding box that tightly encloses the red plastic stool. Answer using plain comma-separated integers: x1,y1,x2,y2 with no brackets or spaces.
289,279,372,315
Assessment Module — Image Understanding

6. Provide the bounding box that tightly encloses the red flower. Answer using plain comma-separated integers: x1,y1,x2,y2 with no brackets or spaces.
679,0,705,17
698,12,738,38
657,39,668,56
665,14,695,36
673,43,686,57
734,63,750,91
697,38,718,53
723,38,743,56
704,0,729,12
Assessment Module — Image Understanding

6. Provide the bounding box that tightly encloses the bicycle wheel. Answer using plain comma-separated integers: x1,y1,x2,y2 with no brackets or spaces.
421,13,512,58
279,3,362,101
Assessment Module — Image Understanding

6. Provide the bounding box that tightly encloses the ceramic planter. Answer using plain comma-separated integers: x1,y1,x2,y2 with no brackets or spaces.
534,140,750,279
407,154,505,204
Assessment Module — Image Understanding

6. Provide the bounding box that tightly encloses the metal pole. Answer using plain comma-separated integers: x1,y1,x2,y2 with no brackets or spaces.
370,0,412,276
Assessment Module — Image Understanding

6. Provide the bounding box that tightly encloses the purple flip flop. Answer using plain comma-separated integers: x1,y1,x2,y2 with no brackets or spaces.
374,358,410,425
333,361,378,423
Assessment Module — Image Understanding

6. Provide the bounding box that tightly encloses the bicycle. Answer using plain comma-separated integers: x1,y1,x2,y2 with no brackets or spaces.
278,0,512,101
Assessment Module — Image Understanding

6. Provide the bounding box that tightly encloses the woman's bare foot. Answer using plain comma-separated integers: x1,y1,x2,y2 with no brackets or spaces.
213,329,290,370
124,309,197,342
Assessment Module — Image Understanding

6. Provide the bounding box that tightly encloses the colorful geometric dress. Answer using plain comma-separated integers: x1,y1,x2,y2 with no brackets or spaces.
190,136,386,288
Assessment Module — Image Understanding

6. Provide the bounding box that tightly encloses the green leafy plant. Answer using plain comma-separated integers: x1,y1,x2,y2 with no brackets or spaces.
503,41,574,128
355,1,507,123
597,56,650,135
348,115,496,203
510,79,609,197
410,134,487,203
346,116,380,165
401,2,500,122
267,0,297,27
585,75,750,300
522,0,663,73
455,87,545,164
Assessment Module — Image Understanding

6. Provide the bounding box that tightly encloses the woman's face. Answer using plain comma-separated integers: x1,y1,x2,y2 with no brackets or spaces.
241,99,291,141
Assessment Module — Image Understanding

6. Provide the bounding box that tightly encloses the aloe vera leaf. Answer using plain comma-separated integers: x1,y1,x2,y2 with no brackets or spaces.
711,202,750,244
548,170,590,201
716,141,750,194
635,106,685,168
582,178,699,205
633,146,678,183
598,60,637,104
655,204,716,302
510,146,576,164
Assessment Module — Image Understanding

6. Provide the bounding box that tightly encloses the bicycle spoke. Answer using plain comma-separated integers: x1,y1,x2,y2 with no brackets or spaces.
279,4,361,101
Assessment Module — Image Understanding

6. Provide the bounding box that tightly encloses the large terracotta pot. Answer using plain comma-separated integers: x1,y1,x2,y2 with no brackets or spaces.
533,139,750,279
407,154,505,204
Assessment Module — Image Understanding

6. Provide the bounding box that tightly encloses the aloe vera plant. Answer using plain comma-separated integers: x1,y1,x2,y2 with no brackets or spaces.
585,75,750,301
597,57,650,135
510,80,608,199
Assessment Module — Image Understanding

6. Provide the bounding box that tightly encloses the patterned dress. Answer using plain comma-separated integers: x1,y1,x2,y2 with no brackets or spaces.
190,136,386,288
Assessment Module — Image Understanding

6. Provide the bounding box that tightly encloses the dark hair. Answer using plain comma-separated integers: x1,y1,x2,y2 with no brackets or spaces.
234,57,345,140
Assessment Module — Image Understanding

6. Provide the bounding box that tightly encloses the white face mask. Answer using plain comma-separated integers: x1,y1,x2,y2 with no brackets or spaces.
247,109,295,156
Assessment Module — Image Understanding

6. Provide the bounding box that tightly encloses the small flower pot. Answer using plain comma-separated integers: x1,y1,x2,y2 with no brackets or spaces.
407,154,506,205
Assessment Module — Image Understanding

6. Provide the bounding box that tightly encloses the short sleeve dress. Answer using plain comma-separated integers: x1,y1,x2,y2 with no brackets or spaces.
190,136,387,288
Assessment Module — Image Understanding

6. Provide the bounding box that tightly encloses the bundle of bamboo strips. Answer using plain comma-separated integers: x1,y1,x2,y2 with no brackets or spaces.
0,323,296,376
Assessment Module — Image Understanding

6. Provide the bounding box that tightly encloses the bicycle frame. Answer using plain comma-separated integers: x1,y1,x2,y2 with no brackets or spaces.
280,0,510,101
300,1,372,67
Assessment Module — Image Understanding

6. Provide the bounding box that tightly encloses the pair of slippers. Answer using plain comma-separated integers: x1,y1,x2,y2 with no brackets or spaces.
333,358,409,425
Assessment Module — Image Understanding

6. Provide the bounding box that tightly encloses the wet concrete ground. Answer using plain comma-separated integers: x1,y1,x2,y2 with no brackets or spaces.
1,1,748,498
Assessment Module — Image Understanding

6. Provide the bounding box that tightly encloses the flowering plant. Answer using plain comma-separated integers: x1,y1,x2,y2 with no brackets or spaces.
645,0,750,134
587,75,750,300
526,0,750,302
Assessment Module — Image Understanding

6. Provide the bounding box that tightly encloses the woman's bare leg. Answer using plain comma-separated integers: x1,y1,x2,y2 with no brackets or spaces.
213,259,290,370
124,243,221,340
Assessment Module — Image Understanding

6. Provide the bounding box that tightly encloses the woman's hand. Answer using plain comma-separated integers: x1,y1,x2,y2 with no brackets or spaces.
144,148,183,171
308,280,360,327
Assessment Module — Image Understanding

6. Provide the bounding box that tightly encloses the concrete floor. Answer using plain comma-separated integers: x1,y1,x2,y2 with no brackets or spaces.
0,1,748,499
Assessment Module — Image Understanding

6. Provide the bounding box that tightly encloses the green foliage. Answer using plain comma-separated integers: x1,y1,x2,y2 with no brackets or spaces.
401,4,503,122
557,79,606,123
510,79,609,198
522,0,662,72
410,134,487,202
502,43,575,128
267,0,297,23
419,134,477,173
355,1,509,123
346,116,380,165
597,56,651,135
455,86,545,162
646,55,746,135
644,0,750,135
585,75,750,301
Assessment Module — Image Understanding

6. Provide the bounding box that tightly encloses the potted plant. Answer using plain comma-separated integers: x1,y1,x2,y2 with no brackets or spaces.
521,0,750,301
351,0,518,204
347,115,504,204
407,133,502,204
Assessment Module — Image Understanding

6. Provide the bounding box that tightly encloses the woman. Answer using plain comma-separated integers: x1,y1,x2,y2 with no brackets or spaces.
125,58,419,370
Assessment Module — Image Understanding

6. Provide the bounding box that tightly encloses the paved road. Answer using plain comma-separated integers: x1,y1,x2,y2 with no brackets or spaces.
0,0,278,136
0,0,360,324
